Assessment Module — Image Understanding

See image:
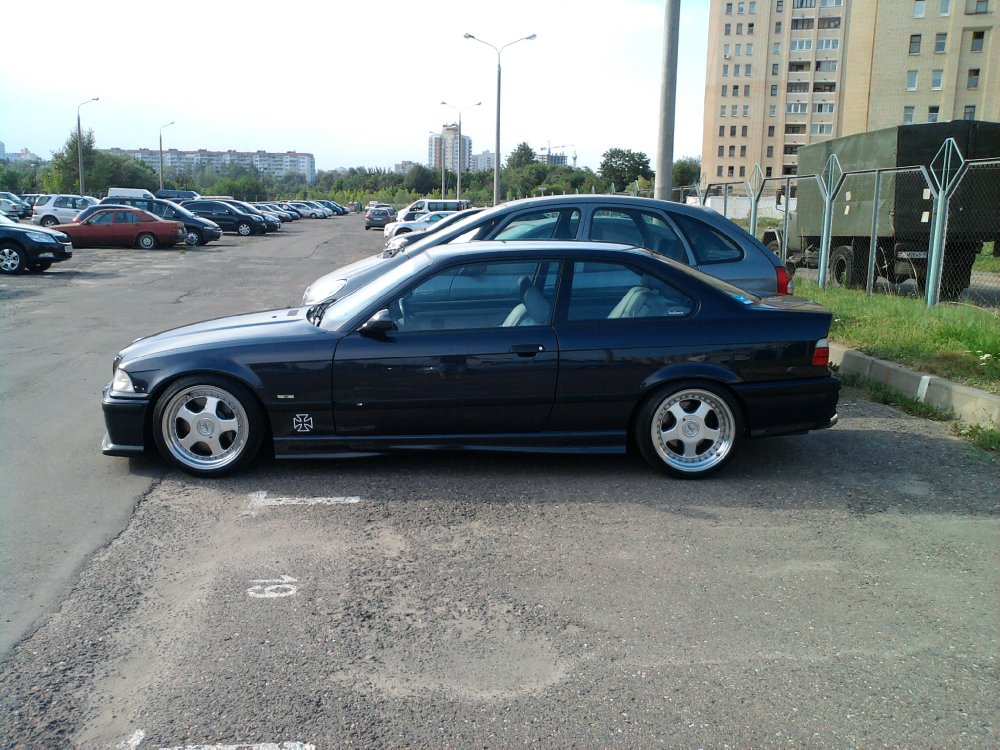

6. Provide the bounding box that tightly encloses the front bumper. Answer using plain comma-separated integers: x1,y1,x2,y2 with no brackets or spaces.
102,383,151,456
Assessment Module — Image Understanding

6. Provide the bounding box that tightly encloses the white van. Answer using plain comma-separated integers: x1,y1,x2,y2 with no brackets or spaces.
107,187,156,199
398,198,471,222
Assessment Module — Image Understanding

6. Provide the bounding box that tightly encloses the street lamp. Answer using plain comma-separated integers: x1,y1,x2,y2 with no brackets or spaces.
440,101,480,201
464,32,536,206
77,97,99,196
159,121,175,191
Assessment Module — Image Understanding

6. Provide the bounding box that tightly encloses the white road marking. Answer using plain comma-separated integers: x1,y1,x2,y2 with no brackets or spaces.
247,575,298,598
248,490,361,508
118,729,145,749
160,743,315,750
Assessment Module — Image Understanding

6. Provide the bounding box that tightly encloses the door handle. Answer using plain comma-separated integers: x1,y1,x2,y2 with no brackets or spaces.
510,344,546,356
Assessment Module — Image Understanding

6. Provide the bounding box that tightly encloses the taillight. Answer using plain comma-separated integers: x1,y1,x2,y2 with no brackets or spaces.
812,338,830,367
776,265,793,295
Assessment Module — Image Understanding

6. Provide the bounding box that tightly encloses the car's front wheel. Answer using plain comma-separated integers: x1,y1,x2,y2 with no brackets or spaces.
0,243,26,274
636,382,742,478
40,216,58,228
237,221,253,236
137,232,158,250
185,228,203,246
153,375,264,477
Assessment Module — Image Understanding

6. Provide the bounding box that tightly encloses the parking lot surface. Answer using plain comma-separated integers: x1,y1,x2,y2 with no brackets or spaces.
1,217,996,748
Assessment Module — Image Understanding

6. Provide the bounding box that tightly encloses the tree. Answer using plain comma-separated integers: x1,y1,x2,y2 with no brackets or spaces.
599,148,653,192
672,156,701,188
42,130,99,194
403,164,437,196
506,142,536,170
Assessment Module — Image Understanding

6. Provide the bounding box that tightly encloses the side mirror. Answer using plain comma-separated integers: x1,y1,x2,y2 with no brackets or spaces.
359,309,395,337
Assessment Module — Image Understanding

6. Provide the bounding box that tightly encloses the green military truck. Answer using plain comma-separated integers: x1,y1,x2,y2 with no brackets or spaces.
762,121,1000,298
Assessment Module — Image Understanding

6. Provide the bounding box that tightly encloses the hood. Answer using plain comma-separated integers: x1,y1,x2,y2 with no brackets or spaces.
119,307,326,365
3,223,69,241
302,252,386,304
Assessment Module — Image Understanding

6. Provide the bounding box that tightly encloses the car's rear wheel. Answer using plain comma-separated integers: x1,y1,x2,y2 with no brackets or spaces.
185,228,202,246
0,244,27,274
137,232,158,250
27,261,51,272
237,221,252,236
636,382,742,479
40,216,58,228
153,375,264,477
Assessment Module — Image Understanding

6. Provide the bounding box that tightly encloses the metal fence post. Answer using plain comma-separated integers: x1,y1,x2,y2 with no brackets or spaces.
866,169,883,298
746,165,765,239
925,138,966,307
815,154,846,289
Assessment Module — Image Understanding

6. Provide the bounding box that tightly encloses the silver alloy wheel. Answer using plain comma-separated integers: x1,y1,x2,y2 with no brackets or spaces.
160,384,250,472
649,388,736,474
237,222,252,236
138,233,157,250
185,229,201,245
0,246,25,273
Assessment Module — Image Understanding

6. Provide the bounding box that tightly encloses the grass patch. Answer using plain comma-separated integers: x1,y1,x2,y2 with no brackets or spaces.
972,242,1000,274
797,279,1000,395
951,423,1000,452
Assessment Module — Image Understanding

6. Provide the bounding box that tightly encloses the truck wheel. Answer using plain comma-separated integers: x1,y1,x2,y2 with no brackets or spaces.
766,240,782,258
829,246,863,289
939,242,979,300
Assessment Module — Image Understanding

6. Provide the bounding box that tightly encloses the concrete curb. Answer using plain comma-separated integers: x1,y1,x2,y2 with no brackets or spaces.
830,343,1000,429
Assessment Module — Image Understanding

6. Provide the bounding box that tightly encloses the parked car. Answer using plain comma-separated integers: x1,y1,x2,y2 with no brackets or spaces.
156,189,201,202
101,240,839,479
0,213,73,274
19,194,43,209
54,207,186,249
255,203,297,221
364,207,394,230
304,195,794,305
383,208,484,251
32,194,98,227
285,201,326,219
180,200,267,236
0,198,22,220
0,192,31,218
299,200,333,218
383,210,455,239
396,198,471,222
316,200,349,216
97,196,223,245
218,200,280,232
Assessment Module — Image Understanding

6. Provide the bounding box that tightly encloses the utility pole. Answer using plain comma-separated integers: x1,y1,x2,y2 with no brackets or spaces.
654,0,681,201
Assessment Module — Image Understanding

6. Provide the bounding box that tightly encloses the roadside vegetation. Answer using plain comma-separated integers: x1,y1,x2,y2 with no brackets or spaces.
796,278,1000,396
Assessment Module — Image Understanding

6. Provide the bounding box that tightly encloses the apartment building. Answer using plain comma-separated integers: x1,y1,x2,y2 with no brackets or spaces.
427,127,473,173
108,148,317,183
702,0,997,183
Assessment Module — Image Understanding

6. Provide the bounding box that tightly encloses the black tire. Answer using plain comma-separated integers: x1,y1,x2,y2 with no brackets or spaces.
137,232,158,250
635,381,743,479
397,228,412,235
237,221,253,236
27,261,52,273
829,245,863,289
152,375,265,477
0,243,27,274
766,239,781,258
185,228,203,246
364,226,371,231
40,216,58,228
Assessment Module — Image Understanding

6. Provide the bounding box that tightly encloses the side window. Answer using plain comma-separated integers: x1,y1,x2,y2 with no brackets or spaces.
390,260,557,331
670,214,745,264
492,208,581,240
589,209,687,263
566,262,694,322
90,211,115,225
116,211,138,224
55,197,72,208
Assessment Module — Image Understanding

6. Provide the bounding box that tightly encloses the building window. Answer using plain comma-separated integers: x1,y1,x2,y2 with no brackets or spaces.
766,166,773,176
736,43,743,54
742,125,749,135
768,125,775,136
724,43,731,56
771,84,779,95
814,102,835,113
746,63,753,75
729,145,736,157
723,64,729,76
913,0,926,17
743,105,750,116
968,68,980,87
817,38,840,50
940,0,951,13
737,23,743,34
731,104,739,116
750,1,757,11
935,32,947,52
903,106,915,123
971,31,984,52
731,125,738,136
719,146,725,157
818,16,841,28
931,69,943,89
776,0,784,10
789,61,808,72
928,105,940,122
784,145,800,155
725,23,732,35
786,102,809,114
793,0,816,6
769,104,777,116
722,85,728,97
717,166,724,177
721,106,727,117
738,1,746,11
726,2,733,12
790,38,813,51
728,166,735,177
719,125,726,137
906,70,919,90
744,84,750,95
772,62,779,75
971,0,988,12
787,81,810,93
775,21,782,32
740,145,747,156
747,43,754,55
819,0,843,5
791,18,815,29
811,123,834,135
734,63,741,75
767,146,775,157
909,34,922,53
773,42,782,53
964,105,976,119
739,166,746,177
816,60,838,71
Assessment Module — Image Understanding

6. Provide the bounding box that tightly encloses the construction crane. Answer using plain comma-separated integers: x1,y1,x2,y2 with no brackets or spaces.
537,143,574,166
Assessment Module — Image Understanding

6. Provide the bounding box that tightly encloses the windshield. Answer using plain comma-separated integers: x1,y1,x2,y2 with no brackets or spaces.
318,253,433,331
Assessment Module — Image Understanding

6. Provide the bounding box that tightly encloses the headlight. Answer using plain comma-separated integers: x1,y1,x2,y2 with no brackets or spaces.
303,278,347,305
251,215,264,223
25,231,57,243
111,367,136,394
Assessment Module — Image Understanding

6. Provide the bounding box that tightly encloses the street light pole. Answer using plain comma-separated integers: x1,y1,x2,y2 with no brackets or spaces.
441,101,480,201
464,33,536,206
77,97,99,196
159,121,175,191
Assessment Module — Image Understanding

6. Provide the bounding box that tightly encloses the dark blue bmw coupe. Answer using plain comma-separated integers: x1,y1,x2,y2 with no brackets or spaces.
102,241,839,478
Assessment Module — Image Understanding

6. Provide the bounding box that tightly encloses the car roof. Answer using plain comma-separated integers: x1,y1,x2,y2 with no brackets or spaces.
423,239,655,265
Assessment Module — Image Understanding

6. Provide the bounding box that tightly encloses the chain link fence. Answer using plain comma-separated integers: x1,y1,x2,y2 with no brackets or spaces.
945,159,1000,308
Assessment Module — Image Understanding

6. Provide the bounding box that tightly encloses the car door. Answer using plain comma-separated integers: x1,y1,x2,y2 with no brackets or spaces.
111,210,140,246
332,259,560,437
75,209,115,246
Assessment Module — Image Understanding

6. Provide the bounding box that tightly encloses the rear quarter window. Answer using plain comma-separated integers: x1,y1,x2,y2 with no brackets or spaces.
671,213,744,265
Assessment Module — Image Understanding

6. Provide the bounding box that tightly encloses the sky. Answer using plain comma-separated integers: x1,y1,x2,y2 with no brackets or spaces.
0,0,709,174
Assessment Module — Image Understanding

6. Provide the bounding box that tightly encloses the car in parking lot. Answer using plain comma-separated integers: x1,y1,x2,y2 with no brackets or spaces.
0,213,73,274
54,207,186,249
102,240,838,479
96,196,223,245
304,195,794,305
364,207,393,230
32,194,98,227
383,210,455,239
180,199,267,236
0,198,22,220
217,200,280,232
0,192,32,218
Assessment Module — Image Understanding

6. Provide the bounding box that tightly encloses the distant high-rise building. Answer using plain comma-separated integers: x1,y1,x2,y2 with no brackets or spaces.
395,160,419,174
701,0,998,183
107,148,317,183
470,151,496,172
428,126,472,172
0,141,5,161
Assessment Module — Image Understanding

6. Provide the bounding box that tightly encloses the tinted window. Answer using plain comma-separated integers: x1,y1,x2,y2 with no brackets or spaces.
55,197,73,208
589,209,688,263
116,211,139,224
493,208,581,241
89,211,115,225
670,214,744,264
566,261,693,321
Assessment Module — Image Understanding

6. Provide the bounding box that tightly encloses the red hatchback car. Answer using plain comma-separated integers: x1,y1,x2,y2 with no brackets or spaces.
55,207,185,249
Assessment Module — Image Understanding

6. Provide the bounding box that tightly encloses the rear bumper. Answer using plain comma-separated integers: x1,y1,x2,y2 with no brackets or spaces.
102,384,151,456
733,375,840,438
